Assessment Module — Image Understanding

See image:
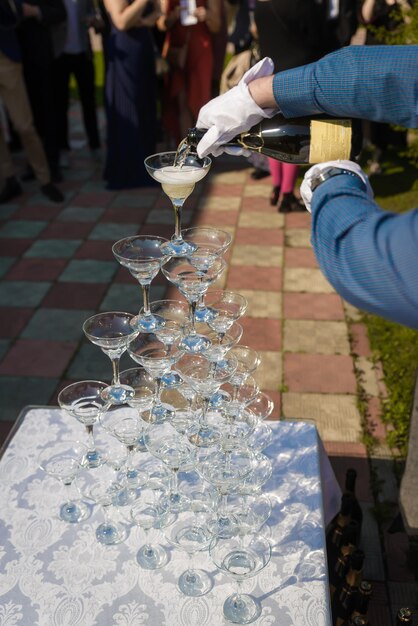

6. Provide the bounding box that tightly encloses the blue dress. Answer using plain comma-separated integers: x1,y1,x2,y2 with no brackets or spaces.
104,24,157,190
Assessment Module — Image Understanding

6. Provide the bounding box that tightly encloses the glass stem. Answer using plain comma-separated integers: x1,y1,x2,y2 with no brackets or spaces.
200,397,210,427
189,300,197,333
125,444,135,480
171,200,183,240
171,467,179,497
85,424,96,454
110,356,120,385
143,527,153,553
142,283,151,316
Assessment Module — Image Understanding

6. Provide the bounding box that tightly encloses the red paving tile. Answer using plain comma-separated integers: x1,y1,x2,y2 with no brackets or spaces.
0,421,14,447
327,452,373,501
0,307,34,338
42,282,108,309
74,240,115,261
284,247,318,268
283,293,345,320
285,213,312,228
6,258,67,281
39,221,94,239
0,338,77,376
325,441,369,459
139,224,175,239
0,238,33,256
367,582,392,625
191,210,238,227
239,317,281,351
14,206,62,221
241,197,275,212
101,207,149,223
350,323,372,357
264,389,281,419
203,183,244,196
383,527,417,582
227,266,282,291
284,353,357,393
234,228,284,246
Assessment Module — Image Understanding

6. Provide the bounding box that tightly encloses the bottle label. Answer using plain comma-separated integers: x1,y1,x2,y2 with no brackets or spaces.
309,119,352,163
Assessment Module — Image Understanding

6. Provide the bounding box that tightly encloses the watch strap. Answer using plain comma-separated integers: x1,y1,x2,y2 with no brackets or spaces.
311,167,366,192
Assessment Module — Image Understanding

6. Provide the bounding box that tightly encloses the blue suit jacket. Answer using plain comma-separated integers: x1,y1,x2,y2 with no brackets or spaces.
272,45,418,329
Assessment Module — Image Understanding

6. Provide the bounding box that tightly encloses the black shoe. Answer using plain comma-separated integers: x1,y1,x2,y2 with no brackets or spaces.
278,192,306,213
251,167,270,180
0,176,22,204
270,185,281,206
21,164,35,182
41,182,64,203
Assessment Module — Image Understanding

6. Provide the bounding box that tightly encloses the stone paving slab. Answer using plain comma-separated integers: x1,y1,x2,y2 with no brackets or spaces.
284,267,335,293
238,289,282,318
283,319,350,354
231,244,283,267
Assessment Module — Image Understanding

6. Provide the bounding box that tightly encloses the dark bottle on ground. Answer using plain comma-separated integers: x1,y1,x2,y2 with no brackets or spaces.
346,580,372,625
326,493,354,571
332,549,365,626
344,468,363,531
396,608,414,624
329,520,360,599
186,114,362,164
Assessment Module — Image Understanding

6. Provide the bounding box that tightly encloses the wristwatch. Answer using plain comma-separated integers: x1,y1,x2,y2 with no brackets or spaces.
311,167,366,192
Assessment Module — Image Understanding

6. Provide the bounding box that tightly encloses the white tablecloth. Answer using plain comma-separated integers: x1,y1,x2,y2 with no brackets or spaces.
0,407,339,626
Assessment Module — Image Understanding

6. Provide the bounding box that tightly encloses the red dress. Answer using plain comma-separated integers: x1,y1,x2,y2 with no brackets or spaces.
162,0,214,143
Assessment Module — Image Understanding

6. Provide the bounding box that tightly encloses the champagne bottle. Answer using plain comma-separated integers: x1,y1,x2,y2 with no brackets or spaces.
396,608,414,624
329,520,360,599
186,114,362,164
332,549,365,626
344,468,363,530
349,617,370,626
326,493,354,570
349,580,372,623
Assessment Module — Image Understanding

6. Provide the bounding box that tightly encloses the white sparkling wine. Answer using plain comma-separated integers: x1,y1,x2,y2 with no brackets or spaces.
153,165,206,200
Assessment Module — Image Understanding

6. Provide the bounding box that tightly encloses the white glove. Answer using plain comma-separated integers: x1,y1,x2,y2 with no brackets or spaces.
196,57,278,158
300,160,374,213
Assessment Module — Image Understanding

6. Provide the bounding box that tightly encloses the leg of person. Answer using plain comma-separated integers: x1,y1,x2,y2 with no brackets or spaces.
1,59,64,203
54,53,71,160
0,53,23,202
278,163,304,213
269,158,281,206
72,52,101,151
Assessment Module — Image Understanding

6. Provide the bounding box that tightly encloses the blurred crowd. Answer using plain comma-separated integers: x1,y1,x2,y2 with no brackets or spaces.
0,0,413,205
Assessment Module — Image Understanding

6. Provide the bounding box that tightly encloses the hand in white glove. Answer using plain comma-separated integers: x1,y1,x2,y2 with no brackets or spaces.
196,57,278,158
300,160,374,213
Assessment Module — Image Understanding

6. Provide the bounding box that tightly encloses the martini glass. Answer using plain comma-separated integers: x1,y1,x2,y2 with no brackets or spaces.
119,366,156,451
38,440,89,523
112,235,168,331
82,311,137,404
144,151,211,256
165,508,213,596
202,290,248,336
127,332,184,423
58,380,107,468
210,532,271,624
176,353,237,448
130,487,171,569
144,421,195,513
161,255,226,354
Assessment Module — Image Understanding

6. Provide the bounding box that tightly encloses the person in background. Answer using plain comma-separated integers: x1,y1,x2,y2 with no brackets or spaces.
254,0,330,212
0,0,64,203
157,0,221,146
360,0,412,174
54,0,101,167
194,45,418,329
103,0,160,189
17,0,67,183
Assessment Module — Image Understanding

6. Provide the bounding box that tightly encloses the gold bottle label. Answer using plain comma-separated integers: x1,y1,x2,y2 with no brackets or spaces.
309,119,352,163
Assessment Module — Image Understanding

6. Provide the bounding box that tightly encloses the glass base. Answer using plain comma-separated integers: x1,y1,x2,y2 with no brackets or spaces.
151,402,175,423
161,372,183,388
188,424,221,448
136,432,148,452
85,449,104,469
180,333,211,354
101,384,135,405
194,306,217,323
96,521,127,545
223,593,261,624
113,485,138,507
160,491,191,514
178,568,213,597
125,468,148,487
130,313,164,332
137,543,168,569
161,239,196,257
59,500,89,523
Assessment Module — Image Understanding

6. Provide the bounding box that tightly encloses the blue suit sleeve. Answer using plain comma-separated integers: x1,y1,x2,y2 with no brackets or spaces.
310,177,418,330
272,45,418,128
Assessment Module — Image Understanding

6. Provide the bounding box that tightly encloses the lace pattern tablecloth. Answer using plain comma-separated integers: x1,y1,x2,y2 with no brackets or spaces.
0,407,338,626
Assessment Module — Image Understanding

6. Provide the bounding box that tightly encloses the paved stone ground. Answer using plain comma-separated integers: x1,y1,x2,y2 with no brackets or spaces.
0,104,416,624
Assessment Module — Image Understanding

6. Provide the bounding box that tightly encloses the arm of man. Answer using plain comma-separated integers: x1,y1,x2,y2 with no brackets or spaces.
309,175,418,330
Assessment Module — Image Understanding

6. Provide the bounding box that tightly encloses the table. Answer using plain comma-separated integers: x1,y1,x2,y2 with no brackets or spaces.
0,407,340,625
